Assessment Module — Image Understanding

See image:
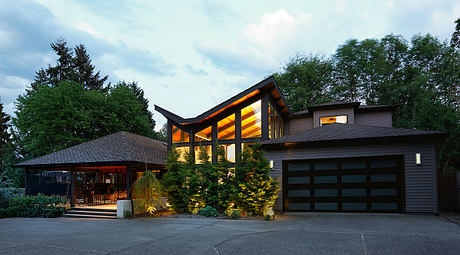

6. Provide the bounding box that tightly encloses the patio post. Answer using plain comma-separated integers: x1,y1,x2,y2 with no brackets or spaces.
126,165,132,200
24,168,30,195
70,167,75,207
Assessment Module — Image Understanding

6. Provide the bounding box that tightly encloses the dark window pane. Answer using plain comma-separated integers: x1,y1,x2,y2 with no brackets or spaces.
342,175,366,183
315,203,338,210
315,189,337,197
342,160,365,169
371,188,397,196
371,174,396,182
314,176,337,183
314,161,337,170
372,203,397,211
370,159,397,168
343,203,367,211
288,190,310,197
288,162,310,171
342,189,366,197
288,177,310,184
288,203,310,210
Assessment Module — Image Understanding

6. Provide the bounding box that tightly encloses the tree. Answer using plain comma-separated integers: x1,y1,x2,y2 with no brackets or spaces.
162,147,190,212
0,103,10,162
132,170,164,215
31,39,108,91
451,18,460,49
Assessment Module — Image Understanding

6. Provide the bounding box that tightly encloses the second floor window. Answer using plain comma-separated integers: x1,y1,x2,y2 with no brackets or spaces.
320,115,347,126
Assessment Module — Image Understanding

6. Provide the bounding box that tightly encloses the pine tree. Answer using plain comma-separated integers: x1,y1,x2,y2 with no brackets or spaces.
0,103,10,163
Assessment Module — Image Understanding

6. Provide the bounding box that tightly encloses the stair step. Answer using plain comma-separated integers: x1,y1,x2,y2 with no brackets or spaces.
63,213,116,219
70,207,116,213
66,210,116,217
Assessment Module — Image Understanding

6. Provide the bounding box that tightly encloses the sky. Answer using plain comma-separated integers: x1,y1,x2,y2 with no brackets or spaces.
0,0,459,130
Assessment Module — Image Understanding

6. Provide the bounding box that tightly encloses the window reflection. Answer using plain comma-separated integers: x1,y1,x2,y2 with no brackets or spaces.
175,146,190,162
218,114,235,140
241,100,262,138
195,126,212,142
320,115,347,126
195,145,212,164
220,144,236,163
172,125,190,143
268,102,274,139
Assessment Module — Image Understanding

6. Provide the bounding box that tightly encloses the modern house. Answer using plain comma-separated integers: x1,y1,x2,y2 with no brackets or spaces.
156,76,445,214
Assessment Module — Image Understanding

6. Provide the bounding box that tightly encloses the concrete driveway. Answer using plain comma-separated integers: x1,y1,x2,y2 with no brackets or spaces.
1,213,459,255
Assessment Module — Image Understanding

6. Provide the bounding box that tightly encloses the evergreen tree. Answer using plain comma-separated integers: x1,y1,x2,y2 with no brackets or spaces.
0,103,10,161
451,18,460,49
162,147,190,212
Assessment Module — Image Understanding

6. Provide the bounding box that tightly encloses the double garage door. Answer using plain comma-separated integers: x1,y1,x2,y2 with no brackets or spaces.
283,156,404,213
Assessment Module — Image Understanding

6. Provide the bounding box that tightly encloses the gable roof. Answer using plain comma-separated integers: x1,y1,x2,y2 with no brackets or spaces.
15,131,167,167
291,102,397,117
261,124,446,146
155,76,290,126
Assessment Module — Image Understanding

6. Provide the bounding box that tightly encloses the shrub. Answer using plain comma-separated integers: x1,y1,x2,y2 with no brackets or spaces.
132,170,164,215
226,209,242,219
0,179,24,208
198,206,219,217
0,194,66,218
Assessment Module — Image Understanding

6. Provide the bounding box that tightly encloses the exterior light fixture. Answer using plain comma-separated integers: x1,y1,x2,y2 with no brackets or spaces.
270,160,274,169
415,153,422,165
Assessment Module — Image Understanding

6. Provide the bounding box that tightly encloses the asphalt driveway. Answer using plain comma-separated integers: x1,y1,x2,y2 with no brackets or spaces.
1,213,459,255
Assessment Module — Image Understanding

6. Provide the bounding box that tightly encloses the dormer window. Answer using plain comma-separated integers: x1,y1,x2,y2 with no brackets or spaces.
320,115,347,126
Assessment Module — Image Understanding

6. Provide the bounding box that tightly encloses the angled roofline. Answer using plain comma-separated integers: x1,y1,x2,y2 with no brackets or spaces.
155,76,290,125
307,101,361,111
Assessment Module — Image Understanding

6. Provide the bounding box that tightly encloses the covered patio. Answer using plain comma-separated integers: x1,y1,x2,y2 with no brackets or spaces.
15,131,167,207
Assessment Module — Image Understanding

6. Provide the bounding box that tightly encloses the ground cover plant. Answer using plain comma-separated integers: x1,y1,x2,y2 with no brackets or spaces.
162,143,279,220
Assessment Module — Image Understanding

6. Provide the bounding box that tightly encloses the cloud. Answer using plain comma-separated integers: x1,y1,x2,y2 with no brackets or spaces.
185,65,208,76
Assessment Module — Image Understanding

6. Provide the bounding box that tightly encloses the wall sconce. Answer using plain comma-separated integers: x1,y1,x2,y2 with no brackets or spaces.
270,160,274,169
415,153,422,165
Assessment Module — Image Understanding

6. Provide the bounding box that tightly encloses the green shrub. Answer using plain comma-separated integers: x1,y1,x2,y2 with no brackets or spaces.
198,206,219,217
1,194,66,218
226,209,242,219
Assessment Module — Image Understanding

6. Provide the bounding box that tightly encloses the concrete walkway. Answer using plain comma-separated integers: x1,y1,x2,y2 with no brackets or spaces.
1,213,459,254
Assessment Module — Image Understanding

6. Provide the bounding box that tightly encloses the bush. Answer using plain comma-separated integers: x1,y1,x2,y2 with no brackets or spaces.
226,209,242,219
0,179,24,208
198,206,219,217
0,194,66,218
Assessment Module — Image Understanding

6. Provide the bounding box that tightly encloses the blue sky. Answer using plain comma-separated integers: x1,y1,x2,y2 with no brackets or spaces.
0,0,459,130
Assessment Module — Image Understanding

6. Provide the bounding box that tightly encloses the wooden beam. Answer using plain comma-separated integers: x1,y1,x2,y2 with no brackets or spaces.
70,167,75,207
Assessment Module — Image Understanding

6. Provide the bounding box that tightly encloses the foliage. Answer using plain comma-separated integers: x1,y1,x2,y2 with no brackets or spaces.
123,210,133,218
236,144,279,216
274,32,460,172
0,179,24,208
0,103,10,160
31,39,108,91
226,209,242,219
451,18,460,49
132,170,164,215
13,81,155,159
198,206,219,217
162,147,190,212
0,194,66,218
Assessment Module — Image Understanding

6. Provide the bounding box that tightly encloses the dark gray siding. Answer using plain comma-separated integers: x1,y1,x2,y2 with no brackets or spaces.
288,117,313,134
355,111,392,127
266,142,437,213
313,107,354,127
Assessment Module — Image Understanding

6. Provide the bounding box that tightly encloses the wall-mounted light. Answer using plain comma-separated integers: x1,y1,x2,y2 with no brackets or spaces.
415,153,422,165
270,160,274,169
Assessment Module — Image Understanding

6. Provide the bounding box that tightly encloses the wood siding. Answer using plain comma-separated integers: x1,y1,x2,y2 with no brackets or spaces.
288,117,313,134
355,111,392,127
266,142,437,214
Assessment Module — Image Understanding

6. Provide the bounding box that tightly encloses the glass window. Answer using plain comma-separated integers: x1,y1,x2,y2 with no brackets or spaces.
371,188,397,196
288,189,310,197
342,189,367,197
314,176,337,183
288,177,310,184
268,102,274,139
175,146,190,162
218,114,235,140
342,175,366,183
195,145,212,164
287,161,310,171
343,203,367,211
342,160,366,169
370,159,397,168
288,203,310,210
279,118,284,137
274,110,280,138
241,143,255,153
241,100,262,138
172,125,189,143
315,189,337,197
371,203,397,211
371,174,396,182
220,144,236,163
320,115,347,126
194,126,212,142
315,203,338,210
314,161,337,170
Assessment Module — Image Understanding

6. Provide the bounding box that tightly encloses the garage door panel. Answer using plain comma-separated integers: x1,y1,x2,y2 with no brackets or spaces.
284,156,404,213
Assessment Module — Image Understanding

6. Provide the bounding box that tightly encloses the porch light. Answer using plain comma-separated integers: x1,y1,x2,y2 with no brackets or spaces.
270,160,274,169
415,153,422,165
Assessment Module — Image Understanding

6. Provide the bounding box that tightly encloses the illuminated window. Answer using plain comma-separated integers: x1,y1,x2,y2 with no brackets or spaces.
241,100,262,138
268,102,274,139
172,125,190,143
242,143,255,153
220,144,236,163
218,114,235,140
195,145,212,164
320,115,347,126
195,126,212,142
175,146,190,162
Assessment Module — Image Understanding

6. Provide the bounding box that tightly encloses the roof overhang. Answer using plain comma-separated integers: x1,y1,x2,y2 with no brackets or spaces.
155,76,290,126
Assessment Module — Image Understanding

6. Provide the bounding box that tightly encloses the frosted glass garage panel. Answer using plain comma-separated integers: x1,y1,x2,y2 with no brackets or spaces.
288,177,310,184
288,203,310,210
372,203,397,211
342,175,366,183
371,188,397,196
343,203,367,211
314,176,337,183
288,190,310,198
314,161,337,170
342,189,366,197
370,159,397,168
315,203,338,210
342,160,366,169
287,162,310,171
371,174,396,182
315,189,337,197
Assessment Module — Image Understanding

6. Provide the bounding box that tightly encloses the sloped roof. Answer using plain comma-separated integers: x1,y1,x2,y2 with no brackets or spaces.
261,124,446,146
291,102,397,116
155,76,290,125
15,131,167,167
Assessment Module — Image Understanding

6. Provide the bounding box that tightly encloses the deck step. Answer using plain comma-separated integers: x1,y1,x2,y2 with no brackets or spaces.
62,213,116,219
70,207,117,213
63,207,117,219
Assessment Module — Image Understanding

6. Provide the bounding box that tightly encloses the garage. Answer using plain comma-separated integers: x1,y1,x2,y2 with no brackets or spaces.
283,156,405,213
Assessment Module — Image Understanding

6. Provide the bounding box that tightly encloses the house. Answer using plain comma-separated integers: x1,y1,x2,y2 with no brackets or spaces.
156,76,445,214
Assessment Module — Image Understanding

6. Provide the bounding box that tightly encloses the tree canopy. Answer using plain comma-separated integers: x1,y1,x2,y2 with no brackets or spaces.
274,31,460,172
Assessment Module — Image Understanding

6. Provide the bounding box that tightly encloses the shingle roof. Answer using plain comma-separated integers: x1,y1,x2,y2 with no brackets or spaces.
291,102,397,116
261,124,445,145
15,131,167,167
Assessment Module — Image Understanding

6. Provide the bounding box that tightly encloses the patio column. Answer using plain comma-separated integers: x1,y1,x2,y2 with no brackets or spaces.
24,168,30,195
126,165,132,200
70,167,75,207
